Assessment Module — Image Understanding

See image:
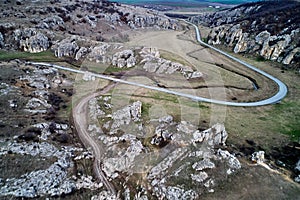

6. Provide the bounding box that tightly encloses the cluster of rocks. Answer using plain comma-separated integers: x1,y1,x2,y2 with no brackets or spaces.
90,97,241,199
140,47,203,79
52,37,138,68
189,1,300,66
52,37,79,58
112,49,136,68
90,101,144,179
251,150,265,164
109,101,142,134
20,65,65,114
0,142,76,198
116,4,179,30
151,115,175,146
0,0,181,56
207,24,299,65
13,28,50,53
0,138,100,198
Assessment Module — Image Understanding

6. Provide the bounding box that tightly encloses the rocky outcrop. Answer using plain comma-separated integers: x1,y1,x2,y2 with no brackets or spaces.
90,92,241,199
295,160,300,183
52,37,79,58
206,25,299,65
140,47,203,79
111,4,180,30
112,49,136,68
37,15,64,30
192,123,228,146
13,28,49,53
75,47,88,60
151,115,174,146
19,32,49,53
110,101,142,134
190,1,300,66
0,142,79,198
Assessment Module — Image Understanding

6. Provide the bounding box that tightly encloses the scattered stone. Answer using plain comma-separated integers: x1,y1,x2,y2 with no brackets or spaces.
217,149,241,174
75,175,102,190
251,151,265,164
192,159,215,171
91,191,118,200
82,72,95,81
191,172,209,183
165,186,198,200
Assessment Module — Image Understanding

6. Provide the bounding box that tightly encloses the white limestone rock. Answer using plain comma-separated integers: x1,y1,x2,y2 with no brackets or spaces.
193,123,228,146
251,151,265,164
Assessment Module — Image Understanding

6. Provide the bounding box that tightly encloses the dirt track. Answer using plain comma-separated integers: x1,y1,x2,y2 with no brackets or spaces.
72,83,116,195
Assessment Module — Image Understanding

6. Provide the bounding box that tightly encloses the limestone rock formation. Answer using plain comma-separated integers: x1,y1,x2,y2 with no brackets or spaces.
13,28,49,53
190,1,300,66
110,101,142,134
193,123,228,146
93,96,241,199
115,5,180,30
37,15,64,30
112,49,136,68
52,38,79,58
19,32,49,53
75,47,88,60
140,47,203,79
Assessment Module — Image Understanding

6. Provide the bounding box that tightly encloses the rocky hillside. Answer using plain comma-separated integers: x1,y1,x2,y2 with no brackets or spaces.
0,0,180,54
189,0,300,68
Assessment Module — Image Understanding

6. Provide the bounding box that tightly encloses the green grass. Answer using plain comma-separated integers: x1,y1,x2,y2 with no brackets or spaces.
160,50,193,68
0,50,61,62
270,101,300,141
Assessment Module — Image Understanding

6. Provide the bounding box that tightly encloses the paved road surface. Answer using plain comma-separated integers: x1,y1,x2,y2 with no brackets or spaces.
183,20,288,106
29,57,287,106
28,21,288,192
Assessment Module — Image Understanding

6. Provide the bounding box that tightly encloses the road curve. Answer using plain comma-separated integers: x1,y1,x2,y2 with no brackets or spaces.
183,20,288,106
72,83,116,194
29,50,287,107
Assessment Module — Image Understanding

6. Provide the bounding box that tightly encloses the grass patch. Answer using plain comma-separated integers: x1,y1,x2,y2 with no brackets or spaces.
0,50,61,62
255,55,266,62
141,102,151,121
160,50,193,67
270,101,300,141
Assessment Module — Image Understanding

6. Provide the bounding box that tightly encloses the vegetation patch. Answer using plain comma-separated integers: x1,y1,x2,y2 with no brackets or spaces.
0,50,61,62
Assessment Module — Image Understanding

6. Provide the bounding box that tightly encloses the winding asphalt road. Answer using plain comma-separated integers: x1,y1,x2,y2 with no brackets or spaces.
183,20,288,106
27,21,288,193
29,47,287,107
